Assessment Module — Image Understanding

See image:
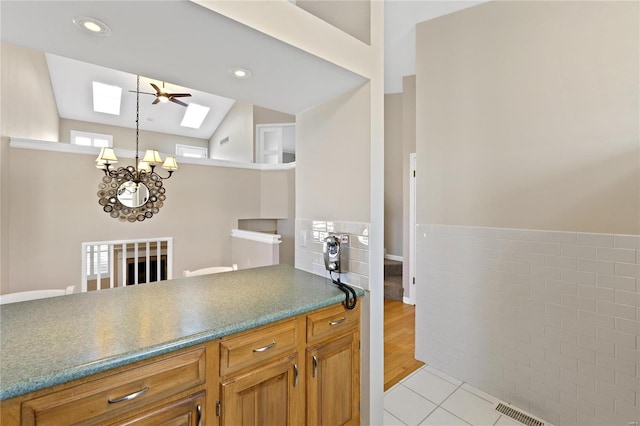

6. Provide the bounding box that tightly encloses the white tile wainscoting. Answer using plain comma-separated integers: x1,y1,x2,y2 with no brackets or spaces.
295,219,370,289
416,225,639,426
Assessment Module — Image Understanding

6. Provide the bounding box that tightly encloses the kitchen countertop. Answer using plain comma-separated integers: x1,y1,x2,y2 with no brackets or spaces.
0,264,364,401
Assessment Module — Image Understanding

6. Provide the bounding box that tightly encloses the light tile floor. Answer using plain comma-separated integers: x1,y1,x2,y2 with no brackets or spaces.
384,365,552,426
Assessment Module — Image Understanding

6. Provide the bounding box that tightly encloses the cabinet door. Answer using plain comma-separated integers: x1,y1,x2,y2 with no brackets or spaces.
220,354,302,426
116,392,205,426
307,333,359,426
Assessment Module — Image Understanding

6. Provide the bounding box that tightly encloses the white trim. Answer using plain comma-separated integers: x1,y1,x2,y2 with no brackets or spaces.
231,229,282,244
403,296,413,305
409,153,417,306
10,138,295,171
384,254,403,262
175,143,208,159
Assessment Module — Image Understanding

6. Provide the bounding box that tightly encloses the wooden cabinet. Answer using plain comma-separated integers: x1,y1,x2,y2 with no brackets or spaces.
217,319,303,426
117,392,205,426
306,304,360,426
1,342,217,426
1,302,359,426
217,303,360,426
220,354,301,426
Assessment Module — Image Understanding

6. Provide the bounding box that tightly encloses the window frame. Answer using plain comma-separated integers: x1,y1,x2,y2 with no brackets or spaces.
175,144,208,159
70,130,113,148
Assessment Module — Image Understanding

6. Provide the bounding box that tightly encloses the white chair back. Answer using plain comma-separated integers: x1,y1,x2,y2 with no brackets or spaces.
183,264,238,277
0,285,76,305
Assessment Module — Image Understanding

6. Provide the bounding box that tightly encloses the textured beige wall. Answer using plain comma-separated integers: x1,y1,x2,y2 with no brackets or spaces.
296,0,370,45
0,139,7,293
253,106,295,126
384,93,403,257
5,147,264,293
209,101,253,163
1,42,60,292
59,118,208,153
416,1,639,234
401,75,416,298
296,83,371,223
0,43,59,142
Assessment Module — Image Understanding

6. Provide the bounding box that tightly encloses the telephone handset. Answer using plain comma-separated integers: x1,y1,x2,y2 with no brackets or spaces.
323,235,341,272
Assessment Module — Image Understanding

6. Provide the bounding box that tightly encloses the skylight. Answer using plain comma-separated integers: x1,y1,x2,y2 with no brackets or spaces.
92,82,122,115
181,103,210,129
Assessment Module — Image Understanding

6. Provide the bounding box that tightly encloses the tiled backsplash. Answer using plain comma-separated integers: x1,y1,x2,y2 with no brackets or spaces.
416,225,639,426
295,219,370,289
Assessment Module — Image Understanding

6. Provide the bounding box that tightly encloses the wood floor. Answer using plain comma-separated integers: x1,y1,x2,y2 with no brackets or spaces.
384,298,424,391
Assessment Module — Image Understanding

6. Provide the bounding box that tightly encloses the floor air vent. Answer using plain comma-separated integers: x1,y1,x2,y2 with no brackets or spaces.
495,403,544,426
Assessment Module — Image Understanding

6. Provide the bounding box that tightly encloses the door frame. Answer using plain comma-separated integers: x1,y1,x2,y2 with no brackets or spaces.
407,153,416,305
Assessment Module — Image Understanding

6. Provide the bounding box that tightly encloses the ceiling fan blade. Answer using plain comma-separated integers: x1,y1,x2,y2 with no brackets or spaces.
170,98,188,107
150,83,161,94
152,98,160,105
169,93,192,98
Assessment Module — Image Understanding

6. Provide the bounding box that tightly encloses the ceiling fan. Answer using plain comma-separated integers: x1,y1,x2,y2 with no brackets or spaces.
133,81,192,107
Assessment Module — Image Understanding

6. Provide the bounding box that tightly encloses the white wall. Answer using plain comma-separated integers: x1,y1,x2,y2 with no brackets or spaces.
415,2,639,425
59,118,208,154
384,93,403,257
209,101,253,163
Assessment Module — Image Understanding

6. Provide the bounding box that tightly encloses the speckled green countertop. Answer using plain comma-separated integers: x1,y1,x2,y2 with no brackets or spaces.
0,264,364,401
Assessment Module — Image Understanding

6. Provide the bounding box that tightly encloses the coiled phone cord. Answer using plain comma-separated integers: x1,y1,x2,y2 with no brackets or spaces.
329,271,357,310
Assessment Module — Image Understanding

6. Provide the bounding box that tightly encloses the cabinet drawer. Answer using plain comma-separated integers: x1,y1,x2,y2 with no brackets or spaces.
307,303,359,344
21,345,206,425
220,320,297,376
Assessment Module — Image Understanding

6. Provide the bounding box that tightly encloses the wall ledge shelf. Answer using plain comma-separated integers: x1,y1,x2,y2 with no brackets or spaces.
9,138,295,171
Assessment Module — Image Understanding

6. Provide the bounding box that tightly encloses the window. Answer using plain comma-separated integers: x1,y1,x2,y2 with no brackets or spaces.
86,244,110,278
176,144,208,159
70,130,113,148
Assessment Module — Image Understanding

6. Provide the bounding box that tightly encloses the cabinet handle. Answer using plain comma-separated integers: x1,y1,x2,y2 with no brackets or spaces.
253,341,277,352
312,355,318,378
197,404,202,426
293,363,299,387
329,317,346,326
107,386,149,404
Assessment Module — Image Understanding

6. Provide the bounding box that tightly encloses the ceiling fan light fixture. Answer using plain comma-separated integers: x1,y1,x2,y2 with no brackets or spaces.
228,67,252,79
72,16,111,36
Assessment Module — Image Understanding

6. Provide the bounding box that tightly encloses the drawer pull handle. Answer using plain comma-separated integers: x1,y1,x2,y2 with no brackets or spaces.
329,317,346,326
197,404,202,426
312,355,318,378
293,363,299,387
108,386,149,404
253,341,276,352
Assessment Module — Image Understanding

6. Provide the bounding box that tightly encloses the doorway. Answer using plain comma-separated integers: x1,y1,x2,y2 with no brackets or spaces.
383,152,421,390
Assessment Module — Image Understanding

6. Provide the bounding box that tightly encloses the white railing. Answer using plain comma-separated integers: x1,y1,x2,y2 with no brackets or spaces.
81,237,173,292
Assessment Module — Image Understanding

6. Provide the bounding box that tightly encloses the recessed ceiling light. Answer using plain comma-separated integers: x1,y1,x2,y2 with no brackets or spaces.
92,82,121,115
181,104,210,129
72,16,111,36
228,67,252,79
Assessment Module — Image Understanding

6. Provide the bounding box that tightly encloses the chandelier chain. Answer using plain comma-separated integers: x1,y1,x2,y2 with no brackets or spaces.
135,74,140,170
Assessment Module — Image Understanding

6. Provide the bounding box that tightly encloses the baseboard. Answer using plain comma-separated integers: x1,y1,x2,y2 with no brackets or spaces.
384,254,403,262
403,296,413,305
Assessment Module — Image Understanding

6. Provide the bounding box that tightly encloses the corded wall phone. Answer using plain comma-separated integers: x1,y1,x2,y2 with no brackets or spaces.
322,234,357,310
323,235,342,272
